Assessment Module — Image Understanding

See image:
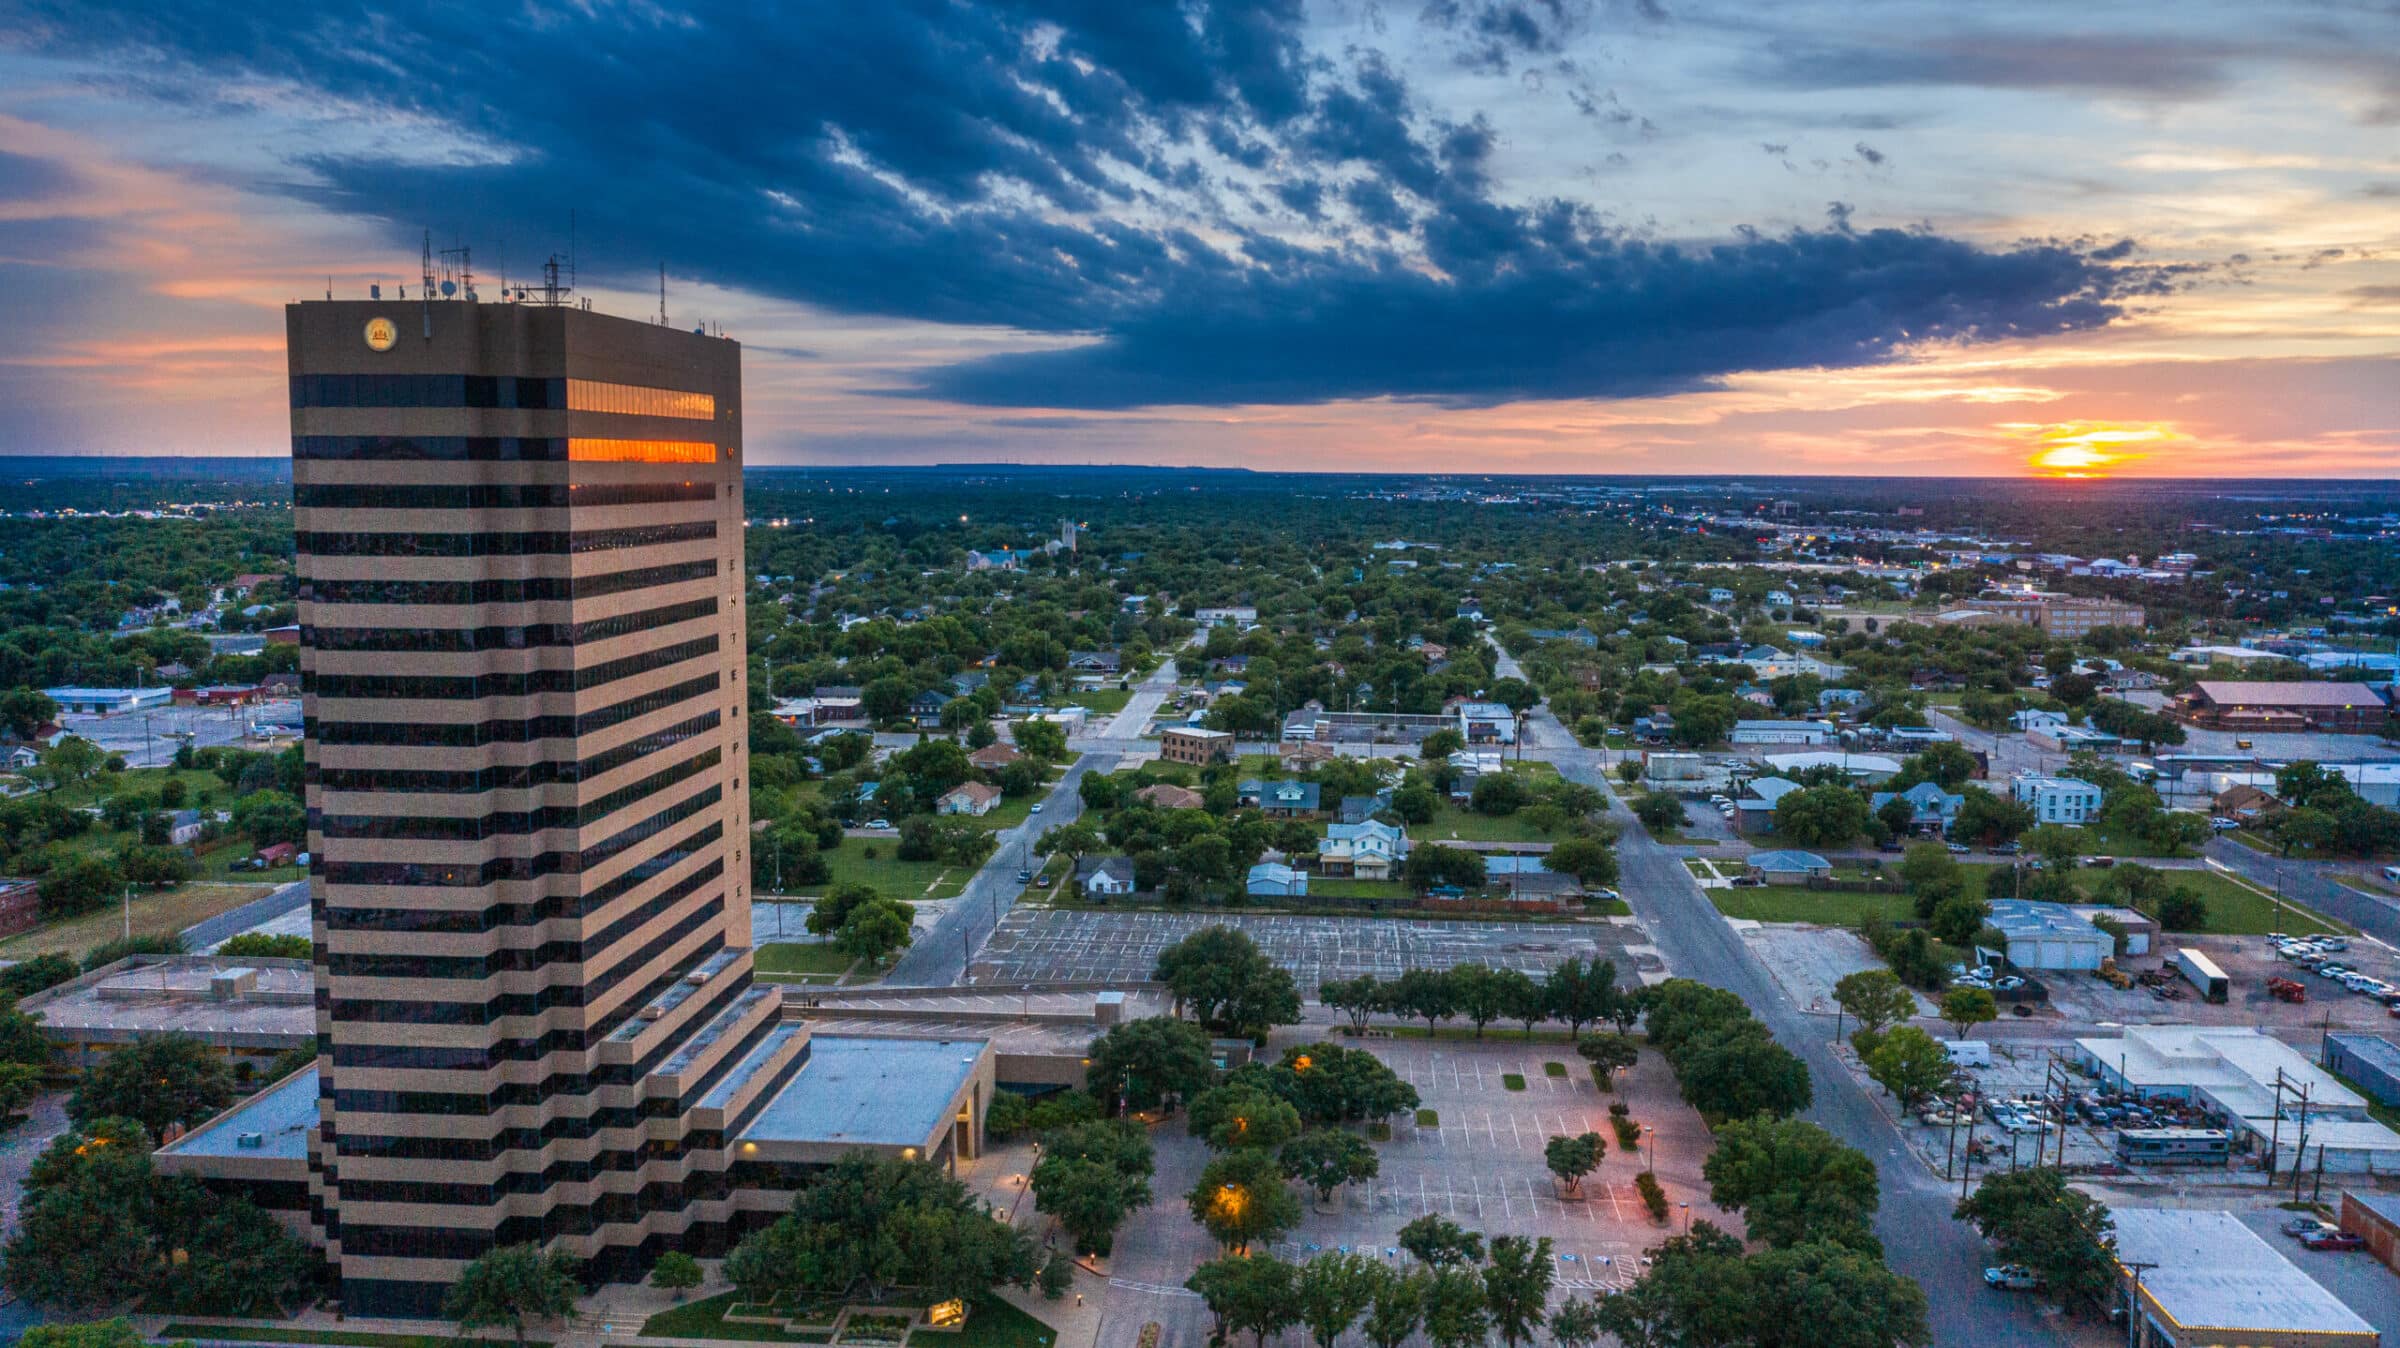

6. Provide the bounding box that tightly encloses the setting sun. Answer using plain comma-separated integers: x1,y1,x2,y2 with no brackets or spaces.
2010,421,2184,477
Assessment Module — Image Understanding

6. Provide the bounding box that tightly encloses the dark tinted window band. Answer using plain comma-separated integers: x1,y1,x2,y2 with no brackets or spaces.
305,597,716,653
326,890,723,1002
314,712,719,794
318,746,720,841
303,559,718,608
318,786,720,887
297,521,715,558
291,373,565,409
296,436,564,462
295,481,715,510
310,635,717,701
311,674,719,747
323,837,721,935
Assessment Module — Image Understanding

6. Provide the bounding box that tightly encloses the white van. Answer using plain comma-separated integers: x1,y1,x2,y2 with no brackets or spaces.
1942,1040,1993,1068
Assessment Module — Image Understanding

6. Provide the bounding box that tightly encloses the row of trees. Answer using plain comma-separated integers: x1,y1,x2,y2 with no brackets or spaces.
1640,980,1812,1124
1318,957,1636,1043
1188,1229,1563,1348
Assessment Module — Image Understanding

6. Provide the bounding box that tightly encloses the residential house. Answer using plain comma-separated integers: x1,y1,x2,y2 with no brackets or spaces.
967,743,1024,773
1733,777,1804,832
1193,606,1258,629
1336,795,1387,826
1707,587,1735,604
1067,651,1122,675
946,671,989,698
2011,774,2104,824
908,690,950,725
1318,821,1410,879
1870,781,1965,835
2011,708,2070,731
1817,688,1869,713
1,746,37,771
1077,856,1138,898
1743,850,1831,885
937,782,1002,817
165,809,206,846
1246,863,1309,898
1238,779,1323,817
1278,740,1338,772
2212,783,2280,825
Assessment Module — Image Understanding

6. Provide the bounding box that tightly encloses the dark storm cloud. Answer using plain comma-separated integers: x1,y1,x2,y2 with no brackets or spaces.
1853,141,1886,166
903,227,2123,408
3,0,2131,410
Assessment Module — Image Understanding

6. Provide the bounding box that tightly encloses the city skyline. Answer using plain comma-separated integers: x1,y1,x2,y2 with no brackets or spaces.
1,0,2395,477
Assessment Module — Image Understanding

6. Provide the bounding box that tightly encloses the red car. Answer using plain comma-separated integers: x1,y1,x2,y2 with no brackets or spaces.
2300,1230,2364,1252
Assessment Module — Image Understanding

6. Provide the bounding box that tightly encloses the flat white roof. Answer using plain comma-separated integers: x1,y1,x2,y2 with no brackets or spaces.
2075,1025,2364,1119
2111,1208,2374,1337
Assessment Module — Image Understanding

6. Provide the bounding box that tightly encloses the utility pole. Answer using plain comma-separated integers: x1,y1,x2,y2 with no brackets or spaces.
2121,1260,2158,1348
2289,1082,2315,1202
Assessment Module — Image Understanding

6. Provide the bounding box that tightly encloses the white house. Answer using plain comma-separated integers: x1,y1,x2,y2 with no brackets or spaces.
1194,606,1259,629
1455,701,1517,744
1077,856,1137,897
1319,821,1411,880
2010,708,2069,731
2011,774,2103,824
165,809,206,846
937,782,1001,817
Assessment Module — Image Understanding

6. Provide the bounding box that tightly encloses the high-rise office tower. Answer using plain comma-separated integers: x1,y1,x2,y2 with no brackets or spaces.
291,297,783,1314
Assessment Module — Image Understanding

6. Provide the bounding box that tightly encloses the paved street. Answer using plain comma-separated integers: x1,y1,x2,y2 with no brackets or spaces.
1523,701,2074,1348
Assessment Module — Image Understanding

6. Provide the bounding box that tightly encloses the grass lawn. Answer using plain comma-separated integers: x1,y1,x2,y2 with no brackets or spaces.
1061,688,1132,714
0,880,276,959
1649,829,1722,847
754,942,859,979
1416,1108,1441,1127
2137,870,2347,936
642,1292,831,1344
1544,1061,1568,1077
1709,886,1918,925
50,765,235,811
2226,829,2280,855
918,1296,1057,1348
1584,895,1632,916
161,1327,539,1348
1421,802,1552,844
967,775,1066,832
1502,1073,1527,1091
794,838,970,901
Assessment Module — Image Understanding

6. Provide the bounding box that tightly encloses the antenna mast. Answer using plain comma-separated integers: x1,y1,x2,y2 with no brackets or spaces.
420,230,436,338
658,263,668,326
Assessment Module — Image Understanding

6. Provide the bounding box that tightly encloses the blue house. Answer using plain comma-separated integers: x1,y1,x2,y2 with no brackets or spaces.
1246,863,1310,897
1870,781,1965,835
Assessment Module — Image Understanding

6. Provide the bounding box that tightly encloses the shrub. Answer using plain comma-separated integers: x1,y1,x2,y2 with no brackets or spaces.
1635,1171,1669,1222
1607,1100,1630,1117
1611,1116,1641,1150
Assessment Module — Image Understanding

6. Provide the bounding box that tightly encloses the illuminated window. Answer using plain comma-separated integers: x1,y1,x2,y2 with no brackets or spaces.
567,379,715,420
568,439,716,464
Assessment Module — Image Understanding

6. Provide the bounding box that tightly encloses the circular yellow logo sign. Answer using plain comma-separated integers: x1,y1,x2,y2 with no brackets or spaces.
363,317,398,352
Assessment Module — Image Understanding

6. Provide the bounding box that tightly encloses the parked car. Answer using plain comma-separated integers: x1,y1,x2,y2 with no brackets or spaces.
1029,802,1044,814
2284,1216,2338,1237
1983,1265,2042,1290
1990,842,2021,855
1946,842,1971,854
2300,1230,2364,1252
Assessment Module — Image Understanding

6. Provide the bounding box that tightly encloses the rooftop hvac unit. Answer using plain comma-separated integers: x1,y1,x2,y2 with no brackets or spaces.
686,970,710,985
640,1004,666,1021
236,1132,265,1149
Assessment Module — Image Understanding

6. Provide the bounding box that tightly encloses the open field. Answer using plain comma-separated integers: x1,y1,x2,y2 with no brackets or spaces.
754,941,859,981
785,838,971,902
0,880,276,958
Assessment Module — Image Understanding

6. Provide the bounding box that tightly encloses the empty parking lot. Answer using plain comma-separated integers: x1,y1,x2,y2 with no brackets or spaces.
968,909,1646,990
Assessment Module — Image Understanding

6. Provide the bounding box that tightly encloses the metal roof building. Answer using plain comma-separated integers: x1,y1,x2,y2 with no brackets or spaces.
2111,1208,2378,1348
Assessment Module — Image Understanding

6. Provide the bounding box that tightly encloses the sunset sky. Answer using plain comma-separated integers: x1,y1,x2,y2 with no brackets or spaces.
0,0,2394,476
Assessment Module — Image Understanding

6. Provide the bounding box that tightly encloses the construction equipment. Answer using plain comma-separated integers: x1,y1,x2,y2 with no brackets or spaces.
2267,977,2307,1004
2094,958,2134,990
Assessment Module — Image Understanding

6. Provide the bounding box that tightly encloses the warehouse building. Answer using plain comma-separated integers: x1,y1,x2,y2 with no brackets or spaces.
2110,1208,2378,1348
2177,680,2391,734
1985,900,2112,971
2324,1034,2400,1109
41,685,174,715
2078,1026,2400,1174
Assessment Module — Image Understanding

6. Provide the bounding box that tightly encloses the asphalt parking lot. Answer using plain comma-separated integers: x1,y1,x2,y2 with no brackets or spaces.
968,909,1642,991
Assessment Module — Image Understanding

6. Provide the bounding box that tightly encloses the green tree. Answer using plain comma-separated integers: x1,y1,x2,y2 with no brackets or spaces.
166,1196,321,1316
1830,970,1916,1039
1548,1298,1605,1348
215,933,311,960
1012,718,1068,761
804,881,884,935
834,897,916,965
1445,964,1510,1038
2,1118,165,1310
1544,835,1618,887
1773,785,1867,849
1928,895,1990,948
1387,967,1458,1036
1954,1167,2118,1314
0,1061,44,1121
36,737,105,794
1544,1132,1606,1196
1633,792,1686,833
1864,1026,1951,1107
2155,886,2208,932
1747,1241,1931,1348
1481,1235,1554,1348
1188,1255,1298,1348
650,1251,703,1299
1295,1252,1382,1348
1190,1148,1303,1253
1032,1151,1151,1257
1939,986,1998,1040
1153,926,1302,1038
443,1243,583,1348
1575,1033,1639,1091
1954,787,2034,845
1674,1025,1812,1121
1897,844,1964,918
1544,957,1619,1037
1396,1214,1484,1267
1086,1015,1215,1114
69,1034,236,1135
1280,1128,1379,1205
1421,1265,1491,1348
1319,975,1385,1033
1702,1116,1881,1253
1361,1268,1428,1348
1189,1083,1305,1152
